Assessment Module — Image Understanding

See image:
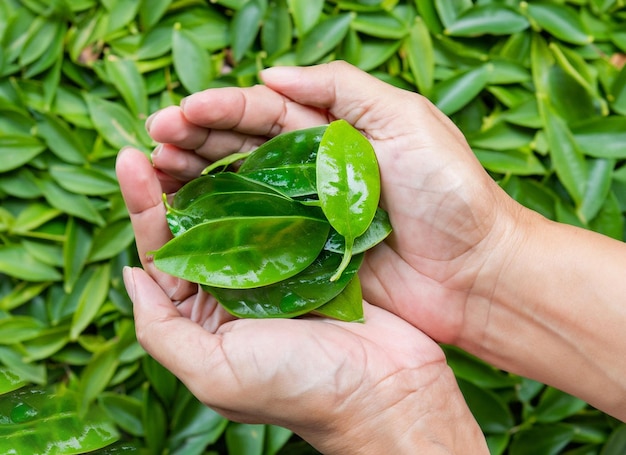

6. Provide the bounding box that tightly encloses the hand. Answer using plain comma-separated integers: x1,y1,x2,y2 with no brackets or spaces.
140,61,519,347
116,149,488,453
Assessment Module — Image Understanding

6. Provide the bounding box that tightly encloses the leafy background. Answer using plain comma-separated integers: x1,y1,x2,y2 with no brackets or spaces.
1,0,625,453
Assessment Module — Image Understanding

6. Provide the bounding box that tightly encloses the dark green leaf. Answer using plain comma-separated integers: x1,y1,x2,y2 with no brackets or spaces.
296,13,353,65
63,217,93,293
457,378,514,434
142,386,167,453
261,1,292,56
88,220,135,263
99,392,144,437
313,274,364,322
510,424,575,455
533,387,589,423
602,425,626,455
226,422,265,455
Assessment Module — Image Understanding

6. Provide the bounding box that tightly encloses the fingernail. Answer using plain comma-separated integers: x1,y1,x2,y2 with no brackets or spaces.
259,66,300,83
180,96,190,112
145,112,157,132
122,266,136,302
150,144,163,162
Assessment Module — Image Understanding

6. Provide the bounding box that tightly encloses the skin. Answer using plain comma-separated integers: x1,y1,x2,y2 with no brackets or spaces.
117,61,626,452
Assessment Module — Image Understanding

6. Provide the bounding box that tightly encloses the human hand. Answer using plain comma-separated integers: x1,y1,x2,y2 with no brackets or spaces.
141,61,520,348
116,148,488,454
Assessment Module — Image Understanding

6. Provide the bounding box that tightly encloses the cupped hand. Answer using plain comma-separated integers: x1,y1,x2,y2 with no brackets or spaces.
116,148,486,454
140,61,520,346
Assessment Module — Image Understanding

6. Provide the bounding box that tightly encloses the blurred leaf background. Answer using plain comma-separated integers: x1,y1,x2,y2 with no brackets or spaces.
1,0,625,453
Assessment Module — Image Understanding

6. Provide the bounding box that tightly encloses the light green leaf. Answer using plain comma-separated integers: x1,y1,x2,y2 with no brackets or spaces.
405,16,434,96
296,13,353,65
0,135,46,172
432,65,490,115
70,263,111,340
288,0,324,36
0,244,62,282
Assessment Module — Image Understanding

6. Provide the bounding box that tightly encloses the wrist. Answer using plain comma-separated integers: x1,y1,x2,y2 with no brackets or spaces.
305,361,488,454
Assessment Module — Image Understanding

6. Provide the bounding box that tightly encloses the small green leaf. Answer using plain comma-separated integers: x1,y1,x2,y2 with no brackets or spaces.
88,220,135,263
99,392,144,437
509,424,575,455
351,11,408,39
314,275,364,322
532,387,588,423
296,13,353,65
474,149,545,176
104,55,149,119
457,378,514,434
173,23,215,94
78,341,120,410
142,385,167,454
63,217,93,293
38,178,106,227
261,1,292,57
572,116,626,159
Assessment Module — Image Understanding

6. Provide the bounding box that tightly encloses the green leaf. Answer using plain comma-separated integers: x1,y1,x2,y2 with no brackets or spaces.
88,220,135,263
316,119,380,281
287,0,324,36
0,135,46,172
63,217,93,293
434,0,472,28
532,387,589,423
0,367,27,395
38,178,106,227
405,16,434,96
602,425,626,455
432,65,490,116
314,275,364,322
139,0,172,30
12,203,61,234
173,23,215,94
510,424,575,455
0,244,62,282
296,13,353,65
572,116,626,159
610,65,626,116
78,341,120,410
104,55,149,119
443,345,520,389
230,0,266,62
226,422,265,455
84,93,151,151
457,378,514,434
445,4,529,37
0,347,46,385
0,386,119,453
524,1,592,45
142,385,167,454
0,316,45,344
142,355,178,406
70,263,111,340
351,11,408,39
99,392,144,437
50,165,120,196
578,158,615,224
261,1,292,57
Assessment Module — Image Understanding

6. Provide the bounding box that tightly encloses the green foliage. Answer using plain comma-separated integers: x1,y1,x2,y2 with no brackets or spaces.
0,0,625,453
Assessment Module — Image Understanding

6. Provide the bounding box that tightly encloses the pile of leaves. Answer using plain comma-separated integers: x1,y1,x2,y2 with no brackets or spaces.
0,0,625,453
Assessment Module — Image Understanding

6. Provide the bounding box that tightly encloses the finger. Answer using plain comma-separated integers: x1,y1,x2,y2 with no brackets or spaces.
116,147,195,300
147,105,209,150
180,84,330,137
124,266,229,387
260,61,469,146
151,143,210,182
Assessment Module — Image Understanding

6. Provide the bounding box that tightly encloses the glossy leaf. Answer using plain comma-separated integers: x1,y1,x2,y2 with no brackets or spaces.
324,207,392,254
173,23,214,94
524,1,592,45
205,251,363,319
296,13,353,65
0,386,119,454
445,4,529,37
314,274,364,322
0,367,27,395
317,119,380,281
154,216,330,288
